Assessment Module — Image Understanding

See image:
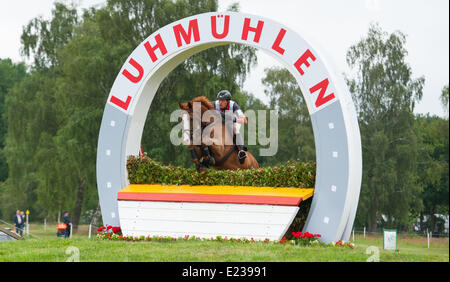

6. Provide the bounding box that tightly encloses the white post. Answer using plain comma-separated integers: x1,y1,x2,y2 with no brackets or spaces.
363,226,366,239
352,229,355,241
427,232,430,248
88,224,92,239
26,213,29,236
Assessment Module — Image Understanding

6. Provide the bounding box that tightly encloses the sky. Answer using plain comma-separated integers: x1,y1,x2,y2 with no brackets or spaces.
0,0,448,117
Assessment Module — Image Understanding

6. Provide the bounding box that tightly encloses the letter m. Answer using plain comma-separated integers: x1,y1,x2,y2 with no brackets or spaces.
173,19,200,47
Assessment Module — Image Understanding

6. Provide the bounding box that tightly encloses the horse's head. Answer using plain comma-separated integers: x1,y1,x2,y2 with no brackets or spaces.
178,96,219,129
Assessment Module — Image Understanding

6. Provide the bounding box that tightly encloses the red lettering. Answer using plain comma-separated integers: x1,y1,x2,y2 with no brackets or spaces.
173,19,200,47
110,95,132,111
144,34,168,62
211,15,230,39
241,18,264,43
272,28,287,55
294,49,316,76
309,78,335,108
121,58,144,83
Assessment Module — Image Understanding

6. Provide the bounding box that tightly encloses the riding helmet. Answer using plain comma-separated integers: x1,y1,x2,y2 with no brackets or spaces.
217,90,231,100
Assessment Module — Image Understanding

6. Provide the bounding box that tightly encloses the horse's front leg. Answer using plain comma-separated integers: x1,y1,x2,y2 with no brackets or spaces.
188,147,201,172
200,146,215,166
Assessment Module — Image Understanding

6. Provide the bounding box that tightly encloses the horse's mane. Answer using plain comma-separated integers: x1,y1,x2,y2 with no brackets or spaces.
192,96,214,110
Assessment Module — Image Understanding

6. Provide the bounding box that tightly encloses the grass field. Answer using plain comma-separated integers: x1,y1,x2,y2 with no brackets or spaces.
0,223,448,262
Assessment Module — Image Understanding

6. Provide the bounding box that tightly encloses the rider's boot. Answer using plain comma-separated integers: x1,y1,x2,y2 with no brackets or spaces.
235,133,247,164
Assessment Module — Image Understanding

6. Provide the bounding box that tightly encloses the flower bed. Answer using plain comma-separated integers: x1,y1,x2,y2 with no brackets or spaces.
95,228,354,248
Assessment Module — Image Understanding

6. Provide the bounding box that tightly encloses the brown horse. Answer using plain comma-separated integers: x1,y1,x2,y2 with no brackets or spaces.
178,96,259,172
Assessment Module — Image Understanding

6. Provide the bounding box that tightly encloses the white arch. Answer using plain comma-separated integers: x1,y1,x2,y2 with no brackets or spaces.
96,12,362,243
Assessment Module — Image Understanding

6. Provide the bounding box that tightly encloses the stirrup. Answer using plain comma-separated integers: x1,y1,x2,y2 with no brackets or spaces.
238,150,247,163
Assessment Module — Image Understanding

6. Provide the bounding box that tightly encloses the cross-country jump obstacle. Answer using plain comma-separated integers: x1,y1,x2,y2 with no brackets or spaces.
96,12,362,243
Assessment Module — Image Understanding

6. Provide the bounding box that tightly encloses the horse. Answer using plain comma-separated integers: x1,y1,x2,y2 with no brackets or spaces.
178,96,260,172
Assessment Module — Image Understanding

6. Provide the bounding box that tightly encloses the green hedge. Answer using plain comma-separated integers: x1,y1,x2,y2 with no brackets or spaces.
127,154,316,188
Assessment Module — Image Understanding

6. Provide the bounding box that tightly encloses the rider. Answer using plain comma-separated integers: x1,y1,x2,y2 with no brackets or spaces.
212,90,248,163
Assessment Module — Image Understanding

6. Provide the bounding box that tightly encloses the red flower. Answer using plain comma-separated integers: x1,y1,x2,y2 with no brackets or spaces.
112,226,121,234
106,225,112,230
97,227,103,232
292,232,302,238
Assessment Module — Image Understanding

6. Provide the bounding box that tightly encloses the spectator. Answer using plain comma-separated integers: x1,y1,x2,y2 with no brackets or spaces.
13,210,23,237
63,211,72,238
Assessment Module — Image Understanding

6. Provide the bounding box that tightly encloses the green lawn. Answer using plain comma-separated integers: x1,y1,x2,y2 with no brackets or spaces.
0,224,448,262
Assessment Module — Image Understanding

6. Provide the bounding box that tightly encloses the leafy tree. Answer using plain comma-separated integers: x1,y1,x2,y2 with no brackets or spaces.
2,0,260,228
2,3,81,225
346,23,424,232
261,67,315,166
415,114,449,233
0,59,27,219
441,84,449,118
1,72,54,219
0,59,27,182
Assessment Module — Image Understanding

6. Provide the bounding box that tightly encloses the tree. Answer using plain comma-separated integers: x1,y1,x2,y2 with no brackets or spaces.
261,67,315,165
2,3,81,225
346,23,425,232
441,84,449,118
2,0,260,228
415,114,449,233
0,58,27,219
0,59,27,182
1,71,54,219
